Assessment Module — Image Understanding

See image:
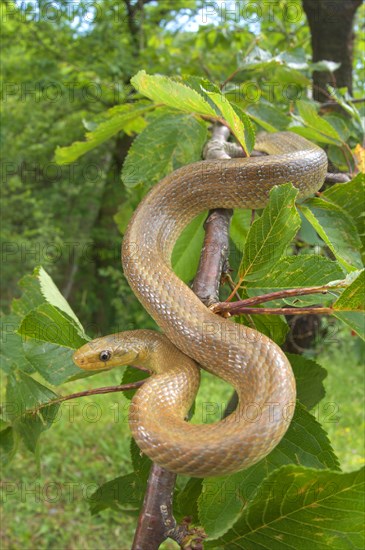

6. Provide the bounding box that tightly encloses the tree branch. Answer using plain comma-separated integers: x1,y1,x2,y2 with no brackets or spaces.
132,465,177,550
7,380,148,417
218,306,334,316
192,124,234,306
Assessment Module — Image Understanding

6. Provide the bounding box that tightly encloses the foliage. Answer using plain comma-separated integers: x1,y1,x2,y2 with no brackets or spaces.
2,1,365,548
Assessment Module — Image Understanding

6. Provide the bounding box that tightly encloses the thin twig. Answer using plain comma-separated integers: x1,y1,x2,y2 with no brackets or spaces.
0,380,149,421
220,306,334,316
212,283,344,315
24,381,147,415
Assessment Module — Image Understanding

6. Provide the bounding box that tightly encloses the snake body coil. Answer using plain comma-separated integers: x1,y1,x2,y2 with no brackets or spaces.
74,132,327,477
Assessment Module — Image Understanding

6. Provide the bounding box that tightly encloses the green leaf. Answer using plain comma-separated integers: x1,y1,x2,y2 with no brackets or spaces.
181,75,221,109
300,199,363,272
14,267,86,334
89,442,150,515
208,466,364,548
287,354,327,409
5,371,59,453
19,303,87,348
0,314,34,374
239,184,301,281
121,366,149,400
13,268,88,362
199,404,339,539
323,114,350,142
0,426,17,465
89,473,143,515
229,209,252,252
333,312,365,340
327,86,363,126
247,255,344,291
292,100,343,145
202,89,255,154
322,174,365,255
22,340,80,385
122,113,207,189
176,478,203,523
334,270,365,311
2,273,84,383
130,437,152,481
239,314,289,346
290,125,341,146
55,103,154,164
246,102,290,132
172,212,206,283
131,70,217,117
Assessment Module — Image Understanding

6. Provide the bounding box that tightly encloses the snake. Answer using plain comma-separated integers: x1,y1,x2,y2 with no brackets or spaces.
73,131,327,477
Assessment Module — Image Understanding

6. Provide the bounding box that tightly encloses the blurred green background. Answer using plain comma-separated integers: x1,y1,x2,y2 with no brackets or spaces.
1,1,364,548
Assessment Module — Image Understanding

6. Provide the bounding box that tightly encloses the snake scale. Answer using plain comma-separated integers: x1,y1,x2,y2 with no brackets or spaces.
73,132,327,477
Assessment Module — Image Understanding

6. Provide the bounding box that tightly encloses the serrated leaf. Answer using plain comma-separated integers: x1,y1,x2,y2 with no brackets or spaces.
13,267,86,335
89,473,143,515
13,268,89,376
208,466,364,549
287,354,327,409
333,312,365,340
23,340,80,385
239,314,289,346
322,174,365,254
172,212,206,282
0,426,17,465
131,70,217,117
290,125,340,146
122,113,207,189
18,304,87,349
130,437,152,480
5,372,59,453
239,184,300,281
199,404,339,539
89,439,151,515
292,101,343,145
181,75,221,110
334,269,365,311
175,477,203,523
229,209,252,252
0,314,34,374
55,103,154,164
201,88,254,154
327,86,363,125
247,255,344,291
246,102,290,132
323,114,350,142
90,439,152,514
300,199,363,271
121,366,149,400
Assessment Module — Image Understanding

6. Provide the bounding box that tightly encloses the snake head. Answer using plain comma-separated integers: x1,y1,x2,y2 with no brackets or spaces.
73,334,140,371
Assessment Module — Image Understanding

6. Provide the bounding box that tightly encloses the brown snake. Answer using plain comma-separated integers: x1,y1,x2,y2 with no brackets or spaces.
73,132,327,477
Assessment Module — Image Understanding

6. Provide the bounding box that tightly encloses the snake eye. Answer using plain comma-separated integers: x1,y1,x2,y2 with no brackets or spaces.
99,350,112,362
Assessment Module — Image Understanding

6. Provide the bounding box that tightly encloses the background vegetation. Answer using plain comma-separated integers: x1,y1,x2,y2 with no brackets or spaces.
1,1,364,548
